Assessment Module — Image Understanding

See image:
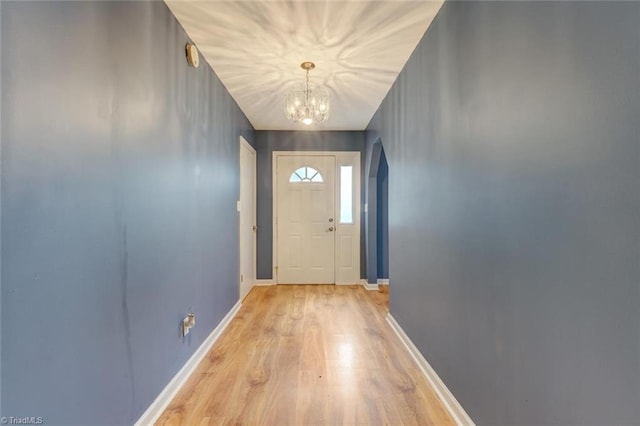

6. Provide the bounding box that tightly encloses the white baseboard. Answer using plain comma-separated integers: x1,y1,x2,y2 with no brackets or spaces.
255,279,275,286
386,314,474,426
377,278,389,286
135,300,242,426
361,279,379,291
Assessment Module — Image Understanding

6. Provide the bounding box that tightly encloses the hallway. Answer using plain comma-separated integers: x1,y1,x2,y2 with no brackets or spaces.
157,285,454,425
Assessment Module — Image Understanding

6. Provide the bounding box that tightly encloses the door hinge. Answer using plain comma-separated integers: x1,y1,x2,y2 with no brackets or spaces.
241,274,243,282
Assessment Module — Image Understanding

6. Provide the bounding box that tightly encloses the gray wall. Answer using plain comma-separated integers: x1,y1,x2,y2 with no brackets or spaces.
254,131,364,280
366,1,639,424
1,1,253,424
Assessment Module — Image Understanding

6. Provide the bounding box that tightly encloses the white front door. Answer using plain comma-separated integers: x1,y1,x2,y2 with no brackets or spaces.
239,137,256,299
276,155,336,284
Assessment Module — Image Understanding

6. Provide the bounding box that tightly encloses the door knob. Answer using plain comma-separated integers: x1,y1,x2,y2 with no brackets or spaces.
328,226,334,232
252,225,257,231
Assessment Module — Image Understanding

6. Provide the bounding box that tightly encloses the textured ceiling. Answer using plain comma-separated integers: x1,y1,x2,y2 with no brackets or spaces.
165,1,443,130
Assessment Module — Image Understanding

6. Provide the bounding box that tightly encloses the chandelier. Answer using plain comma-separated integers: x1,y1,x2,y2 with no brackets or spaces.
285,62,330,125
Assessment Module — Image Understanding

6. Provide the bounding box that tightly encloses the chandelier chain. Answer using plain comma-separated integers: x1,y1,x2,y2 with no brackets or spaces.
306,68,310,110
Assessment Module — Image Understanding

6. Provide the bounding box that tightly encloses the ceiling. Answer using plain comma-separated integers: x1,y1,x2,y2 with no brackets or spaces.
165,1,443,131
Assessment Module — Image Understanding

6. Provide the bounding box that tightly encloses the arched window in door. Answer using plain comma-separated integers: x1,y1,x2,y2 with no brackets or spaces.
289,166,323,183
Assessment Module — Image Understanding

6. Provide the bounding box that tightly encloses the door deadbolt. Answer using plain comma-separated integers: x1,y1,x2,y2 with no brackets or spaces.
328,218,334,222
252,225,257,231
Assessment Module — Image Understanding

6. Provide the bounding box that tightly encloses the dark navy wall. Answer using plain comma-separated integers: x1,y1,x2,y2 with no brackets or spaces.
1,1,253,424
366,1,639,424
364,140,385,284
254,131,364,280
376,149,389,279
0,2,3,417
364,140,389,283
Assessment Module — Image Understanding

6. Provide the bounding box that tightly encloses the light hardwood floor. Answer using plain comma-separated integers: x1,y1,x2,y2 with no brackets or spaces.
156,285,454,425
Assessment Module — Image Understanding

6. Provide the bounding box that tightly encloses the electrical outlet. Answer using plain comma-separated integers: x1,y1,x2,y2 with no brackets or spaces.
182,312,196,337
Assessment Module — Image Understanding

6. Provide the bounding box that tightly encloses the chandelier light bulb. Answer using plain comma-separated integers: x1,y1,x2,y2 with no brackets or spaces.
285,61,330,126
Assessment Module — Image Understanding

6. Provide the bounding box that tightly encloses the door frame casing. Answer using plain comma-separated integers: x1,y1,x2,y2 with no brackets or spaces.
273,151,361,284
239,136,257,299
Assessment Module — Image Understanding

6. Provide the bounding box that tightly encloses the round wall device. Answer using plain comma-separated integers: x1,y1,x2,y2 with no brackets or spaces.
186,43,199,68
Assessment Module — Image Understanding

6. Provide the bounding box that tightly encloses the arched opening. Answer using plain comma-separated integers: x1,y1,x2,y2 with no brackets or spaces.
376,149,389,282
366,139,389,290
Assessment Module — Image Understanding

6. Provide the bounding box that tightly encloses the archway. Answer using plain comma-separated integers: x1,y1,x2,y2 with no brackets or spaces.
366,140,389,287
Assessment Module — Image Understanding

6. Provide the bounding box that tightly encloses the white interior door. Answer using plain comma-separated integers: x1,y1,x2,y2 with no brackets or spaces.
276,155,335,284
239,137,256,299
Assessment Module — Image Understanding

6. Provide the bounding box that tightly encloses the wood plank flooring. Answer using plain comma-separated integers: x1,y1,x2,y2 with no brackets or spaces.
156,285,454,425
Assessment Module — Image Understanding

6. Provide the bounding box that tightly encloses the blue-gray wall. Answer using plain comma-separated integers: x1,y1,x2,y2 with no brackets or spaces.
254,131,364,280
366,1,639,424
1,1,253,424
